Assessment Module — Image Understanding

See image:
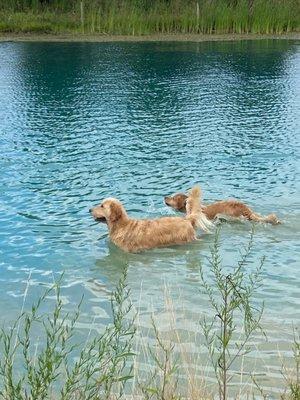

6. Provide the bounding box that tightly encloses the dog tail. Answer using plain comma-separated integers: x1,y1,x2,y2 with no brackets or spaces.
264,214,281,224
186,185,213,233
250,212,281,225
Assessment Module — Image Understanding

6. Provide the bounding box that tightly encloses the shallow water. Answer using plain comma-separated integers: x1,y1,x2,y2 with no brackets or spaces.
0,40,299,396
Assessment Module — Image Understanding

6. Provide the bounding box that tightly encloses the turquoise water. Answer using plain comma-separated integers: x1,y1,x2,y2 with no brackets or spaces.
0,40,299,395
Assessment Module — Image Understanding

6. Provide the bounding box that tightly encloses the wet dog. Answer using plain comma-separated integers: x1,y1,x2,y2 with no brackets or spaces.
164,192,280,224
90,186,212,253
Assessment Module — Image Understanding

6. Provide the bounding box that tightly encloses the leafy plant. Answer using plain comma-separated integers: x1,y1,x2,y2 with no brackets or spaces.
0,266,135,400
199,227,265,400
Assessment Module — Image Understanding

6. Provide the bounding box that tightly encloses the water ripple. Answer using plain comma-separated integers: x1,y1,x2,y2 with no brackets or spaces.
0,40,299,395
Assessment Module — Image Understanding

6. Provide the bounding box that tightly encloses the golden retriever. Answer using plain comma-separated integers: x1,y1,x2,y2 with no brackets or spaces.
90,186,212,253
164,192,280,224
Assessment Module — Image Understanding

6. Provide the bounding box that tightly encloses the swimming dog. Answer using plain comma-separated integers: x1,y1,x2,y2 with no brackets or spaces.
164,192,280,224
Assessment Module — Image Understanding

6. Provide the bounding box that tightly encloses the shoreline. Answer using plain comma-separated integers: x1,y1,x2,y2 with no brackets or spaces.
0,32,299,43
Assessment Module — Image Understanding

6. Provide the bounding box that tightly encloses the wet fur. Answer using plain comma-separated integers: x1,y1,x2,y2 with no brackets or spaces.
90,186,211,253
164,193,280,225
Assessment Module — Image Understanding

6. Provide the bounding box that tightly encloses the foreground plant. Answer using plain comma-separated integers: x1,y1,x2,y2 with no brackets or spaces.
0,231,298,399
139,316,180,400
199,227,265,400
0,267,135,400
281,327,300,400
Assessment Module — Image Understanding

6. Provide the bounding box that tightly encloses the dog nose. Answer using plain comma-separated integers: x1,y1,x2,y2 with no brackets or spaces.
89,208,93,213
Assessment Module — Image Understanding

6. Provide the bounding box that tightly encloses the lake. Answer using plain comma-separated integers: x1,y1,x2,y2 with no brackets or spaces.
0,39,299,396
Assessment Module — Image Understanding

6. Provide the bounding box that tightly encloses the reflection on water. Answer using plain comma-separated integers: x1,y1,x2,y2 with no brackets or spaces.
0,39,299,395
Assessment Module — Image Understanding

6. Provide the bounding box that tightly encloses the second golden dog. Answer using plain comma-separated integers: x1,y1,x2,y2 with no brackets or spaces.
164,192,280,224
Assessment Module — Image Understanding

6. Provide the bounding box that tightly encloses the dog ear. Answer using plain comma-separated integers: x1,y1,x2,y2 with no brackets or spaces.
181,195,188,208
109,202,123,223
179,198,187,212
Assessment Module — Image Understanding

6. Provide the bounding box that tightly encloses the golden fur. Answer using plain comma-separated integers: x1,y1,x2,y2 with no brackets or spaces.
164,193,280,224
90,186,212,253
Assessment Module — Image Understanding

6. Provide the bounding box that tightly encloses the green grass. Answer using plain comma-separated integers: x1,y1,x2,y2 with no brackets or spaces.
0,0,299,35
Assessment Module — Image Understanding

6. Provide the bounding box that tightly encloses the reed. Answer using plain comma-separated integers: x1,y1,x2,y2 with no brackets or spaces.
281,328,300,400
138,316,181,400
0,0,298,35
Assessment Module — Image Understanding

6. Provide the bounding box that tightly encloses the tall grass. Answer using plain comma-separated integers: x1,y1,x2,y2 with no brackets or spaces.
0,0,298,35
281,328,300,400
138,316,181,400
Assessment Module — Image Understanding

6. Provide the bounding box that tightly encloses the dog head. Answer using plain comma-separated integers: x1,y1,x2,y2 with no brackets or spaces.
90,198,127,225
164,193,188,213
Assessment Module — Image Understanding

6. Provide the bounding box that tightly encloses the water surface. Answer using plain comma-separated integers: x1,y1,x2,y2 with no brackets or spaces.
0,39,299,395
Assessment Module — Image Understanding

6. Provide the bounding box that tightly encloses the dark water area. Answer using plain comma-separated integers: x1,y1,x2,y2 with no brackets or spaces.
0,39,299,395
